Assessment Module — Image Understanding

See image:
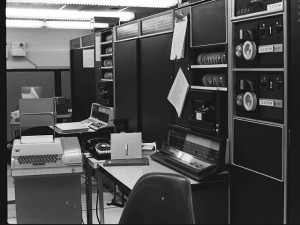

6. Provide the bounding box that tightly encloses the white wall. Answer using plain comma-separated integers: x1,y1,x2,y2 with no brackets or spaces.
6,28,91,141
6,28,90,68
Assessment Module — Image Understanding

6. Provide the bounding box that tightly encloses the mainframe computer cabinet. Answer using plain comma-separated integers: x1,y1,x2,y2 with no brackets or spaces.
228,0,300,223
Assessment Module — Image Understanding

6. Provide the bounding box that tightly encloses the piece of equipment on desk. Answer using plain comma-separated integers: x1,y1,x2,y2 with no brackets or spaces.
151,124,227,181
11,136,82,177
81,103,114,130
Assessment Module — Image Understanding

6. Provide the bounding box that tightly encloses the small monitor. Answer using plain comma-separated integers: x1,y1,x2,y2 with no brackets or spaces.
21,86,43,99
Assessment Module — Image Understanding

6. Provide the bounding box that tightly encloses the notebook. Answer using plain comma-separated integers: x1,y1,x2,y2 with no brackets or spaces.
55,122,89,134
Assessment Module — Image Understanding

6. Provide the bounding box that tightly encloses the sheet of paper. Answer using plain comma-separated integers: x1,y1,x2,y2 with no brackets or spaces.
170,16,188,60
21,135,53,144
167,68,189,117
83,49,94,68
95,36,101,62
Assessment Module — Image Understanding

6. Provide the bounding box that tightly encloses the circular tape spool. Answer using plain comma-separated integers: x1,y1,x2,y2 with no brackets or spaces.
243,91,257,111
236,93,244,106
242,41,257,60
235,44,243,57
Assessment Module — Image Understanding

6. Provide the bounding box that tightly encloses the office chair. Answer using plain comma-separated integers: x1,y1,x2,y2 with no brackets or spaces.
119,172,195,224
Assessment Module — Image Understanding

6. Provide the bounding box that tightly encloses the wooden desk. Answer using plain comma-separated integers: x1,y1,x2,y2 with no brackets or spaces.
96,158,229,224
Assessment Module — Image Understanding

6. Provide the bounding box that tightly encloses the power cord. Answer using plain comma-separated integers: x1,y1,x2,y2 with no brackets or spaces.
96,189,101,224
25,56,38,68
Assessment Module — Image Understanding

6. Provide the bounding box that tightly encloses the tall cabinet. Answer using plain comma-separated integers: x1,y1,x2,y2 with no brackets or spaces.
70,34,96,121
228,0,300,223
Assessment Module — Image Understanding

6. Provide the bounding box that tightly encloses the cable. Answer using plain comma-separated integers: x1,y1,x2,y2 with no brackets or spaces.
96,189,101,224
24,56,38,68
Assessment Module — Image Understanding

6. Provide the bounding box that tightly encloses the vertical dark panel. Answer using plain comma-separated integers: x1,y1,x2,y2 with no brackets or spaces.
70,48,96,121
288,0,300,223
230,166,284,224
114,40,138,132
139,34,175,147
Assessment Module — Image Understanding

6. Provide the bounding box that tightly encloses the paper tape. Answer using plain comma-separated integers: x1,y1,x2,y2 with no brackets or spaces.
243,92,257,111
242,41,257,60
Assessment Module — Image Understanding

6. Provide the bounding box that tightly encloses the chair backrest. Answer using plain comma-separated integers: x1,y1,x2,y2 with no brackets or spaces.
119,172,195,224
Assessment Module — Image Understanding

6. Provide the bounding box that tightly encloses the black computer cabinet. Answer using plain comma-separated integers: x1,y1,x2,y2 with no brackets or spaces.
70,34,96,121
228,0,300,223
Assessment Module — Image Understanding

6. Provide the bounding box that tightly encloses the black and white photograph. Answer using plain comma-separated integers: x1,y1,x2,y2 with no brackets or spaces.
3,0,300,224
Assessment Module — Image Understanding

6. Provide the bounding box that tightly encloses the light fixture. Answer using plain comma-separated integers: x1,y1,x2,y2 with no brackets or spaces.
6,0,178,8
45,21,108,29
6,8,135,22
6,19,44,28
6,19,109,29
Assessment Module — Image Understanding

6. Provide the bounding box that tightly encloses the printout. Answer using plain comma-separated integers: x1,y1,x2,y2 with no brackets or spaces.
167,67,189,117
170,16,188,60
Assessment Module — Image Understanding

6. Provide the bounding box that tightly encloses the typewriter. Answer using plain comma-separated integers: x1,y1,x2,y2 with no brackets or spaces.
151,125,227,181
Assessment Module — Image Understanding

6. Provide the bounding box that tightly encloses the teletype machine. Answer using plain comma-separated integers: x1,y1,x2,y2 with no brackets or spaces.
11,98,83,224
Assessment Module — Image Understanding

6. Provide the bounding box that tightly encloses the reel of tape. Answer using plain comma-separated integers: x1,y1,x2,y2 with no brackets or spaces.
197,51,226,65
105,47,113,54
104,72,113,79
235,44,243,57
202,74,227,87
236,93,244,106
243,91,257,111
242,41,257,60
105,34,113,41
103,59,113,67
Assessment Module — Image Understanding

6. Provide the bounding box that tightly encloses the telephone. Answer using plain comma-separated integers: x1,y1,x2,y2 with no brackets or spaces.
83,137,111,160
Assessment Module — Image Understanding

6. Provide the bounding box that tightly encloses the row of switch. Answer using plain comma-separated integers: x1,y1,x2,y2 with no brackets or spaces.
259,21,282,37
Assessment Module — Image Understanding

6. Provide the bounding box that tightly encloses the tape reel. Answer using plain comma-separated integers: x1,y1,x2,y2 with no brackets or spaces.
236,93,244,106
243,91,257,111
235,44,243,58
242,41,257,60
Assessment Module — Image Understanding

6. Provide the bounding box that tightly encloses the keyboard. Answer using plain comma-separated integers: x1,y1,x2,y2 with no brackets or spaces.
89,122,106,130
150,151,215,181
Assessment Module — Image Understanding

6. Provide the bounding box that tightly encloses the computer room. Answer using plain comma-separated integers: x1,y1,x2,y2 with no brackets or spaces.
4,0,300,224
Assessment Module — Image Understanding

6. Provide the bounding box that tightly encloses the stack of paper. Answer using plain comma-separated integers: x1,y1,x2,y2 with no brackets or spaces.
55,122,89,134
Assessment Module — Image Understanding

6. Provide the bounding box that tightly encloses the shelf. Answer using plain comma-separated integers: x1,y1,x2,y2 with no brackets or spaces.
100,40,112,45
190,86,227,91
232,68,284,72
101,66,113,69
191,64,227,69
101,79,113,82
100,53,113,57
233,116,284,127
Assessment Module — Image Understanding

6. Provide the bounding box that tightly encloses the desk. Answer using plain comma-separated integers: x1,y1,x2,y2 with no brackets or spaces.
96,158,229,224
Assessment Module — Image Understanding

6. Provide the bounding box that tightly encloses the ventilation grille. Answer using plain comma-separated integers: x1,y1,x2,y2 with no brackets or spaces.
82,34,95,47
70,38,80,49
141,11,173,36
116,22,139,41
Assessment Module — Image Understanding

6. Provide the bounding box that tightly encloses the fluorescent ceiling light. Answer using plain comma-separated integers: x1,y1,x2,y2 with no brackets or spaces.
6,19,44,28
45,21,108,29
6,8,135,21
6,19,109,29
6,0,178,8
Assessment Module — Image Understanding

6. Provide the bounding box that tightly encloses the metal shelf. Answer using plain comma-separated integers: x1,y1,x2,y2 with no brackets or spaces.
232,68,284,72
100,53,113,57
191,64,227,69
190,86,227,91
